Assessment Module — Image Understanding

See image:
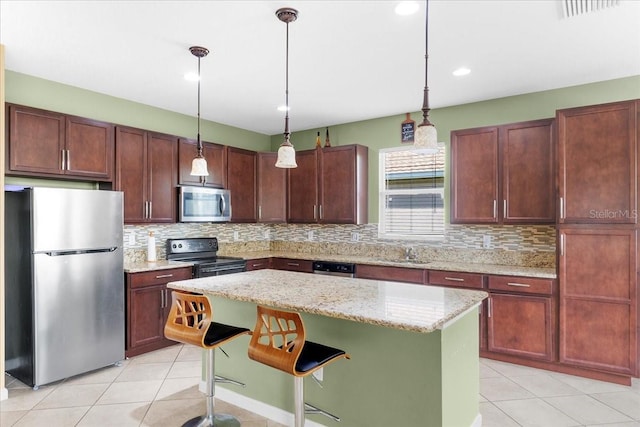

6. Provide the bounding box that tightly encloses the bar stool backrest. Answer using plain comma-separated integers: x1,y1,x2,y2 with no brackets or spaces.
248,305,306,376
164,291,212,348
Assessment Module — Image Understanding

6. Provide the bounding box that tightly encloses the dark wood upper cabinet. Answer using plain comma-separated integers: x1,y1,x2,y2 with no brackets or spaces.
178,138,226,188
7,104,114,181
226,146,257,223
557,100,638,224
451,119,554,224
288,145,368,224
115,126,177,223
257,152,287,223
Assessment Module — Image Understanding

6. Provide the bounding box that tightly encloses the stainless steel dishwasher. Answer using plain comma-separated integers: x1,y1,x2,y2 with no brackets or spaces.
312,261,356,277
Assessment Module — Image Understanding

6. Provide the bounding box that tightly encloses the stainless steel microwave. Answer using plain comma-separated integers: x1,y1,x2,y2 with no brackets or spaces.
178,186,231,222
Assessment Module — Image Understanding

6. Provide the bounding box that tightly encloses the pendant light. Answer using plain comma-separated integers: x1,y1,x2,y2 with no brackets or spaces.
275,7,298,168
189,46,210,177
414,0,439,152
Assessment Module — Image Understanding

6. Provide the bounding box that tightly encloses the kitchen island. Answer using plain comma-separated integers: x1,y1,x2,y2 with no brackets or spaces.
168,269,488,427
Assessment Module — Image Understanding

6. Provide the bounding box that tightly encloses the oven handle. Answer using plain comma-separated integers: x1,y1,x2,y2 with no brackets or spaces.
200,264,246,274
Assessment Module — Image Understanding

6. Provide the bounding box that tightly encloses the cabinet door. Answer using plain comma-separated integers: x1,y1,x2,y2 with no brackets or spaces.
246,258,272,271
227,147,257,222
320,145,368,224
115,126,147,223
178,138,226,188
558,101,637,223
451,127,499,223
128,285,166,350
147,132,178,223
8,104,65,175
288,149,319,223
501,119,555,223
558,227,637,374
65,115,114,181
257,152,286,223
487,293,555,361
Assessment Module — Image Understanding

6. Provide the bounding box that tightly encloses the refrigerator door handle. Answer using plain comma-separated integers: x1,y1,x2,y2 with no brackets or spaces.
40,247,118,256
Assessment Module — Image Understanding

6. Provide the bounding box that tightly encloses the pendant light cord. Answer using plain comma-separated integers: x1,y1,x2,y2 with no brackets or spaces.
420,0,433,127
197,55,203,155
283,19,291,142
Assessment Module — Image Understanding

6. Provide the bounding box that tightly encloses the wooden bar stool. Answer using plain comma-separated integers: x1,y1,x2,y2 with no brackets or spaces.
248,305,350,427
165,291,250,427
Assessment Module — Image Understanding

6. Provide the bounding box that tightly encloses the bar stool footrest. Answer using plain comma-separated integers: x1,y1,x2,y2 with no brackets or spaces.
214,375,245,388
305,402,341,422
182,413,241,427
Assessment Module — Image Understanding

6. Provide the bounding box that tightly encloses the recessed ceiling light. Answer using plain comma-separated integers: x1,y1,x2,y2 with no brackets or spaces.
277,105,290,112
452,67,471,77
184,72,200,82
395,1,419,16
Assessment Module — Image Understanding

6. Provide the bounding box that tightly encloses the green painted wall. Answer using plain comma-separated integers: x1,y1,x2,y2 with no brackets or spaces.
276,76,640,222
5,70,271,151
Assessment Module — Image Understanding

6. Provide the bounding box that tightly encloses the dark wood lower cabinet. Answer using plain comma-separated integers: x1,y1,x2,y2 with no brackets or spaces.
126,267,193,357
246,258,272,271
355,264,425,284
271,258,313,273
487,293,555,361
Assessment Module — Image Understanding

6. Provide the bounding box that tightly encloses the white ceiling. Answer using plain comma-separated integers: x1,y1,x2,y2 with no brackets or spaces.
1,0,639,136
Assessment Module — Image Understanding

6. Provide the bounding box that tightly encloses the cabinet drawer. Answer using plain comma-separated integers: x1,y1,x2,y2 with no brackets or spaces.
128,267,193,288
488,275,554,295
271,258,313,273
356,264,425,284
428,270,484,289
246,258,271,271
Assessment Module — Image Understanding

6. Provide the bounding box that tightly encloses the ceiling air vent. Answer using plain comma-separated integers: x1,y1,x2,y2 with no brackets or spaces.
562,0,621,18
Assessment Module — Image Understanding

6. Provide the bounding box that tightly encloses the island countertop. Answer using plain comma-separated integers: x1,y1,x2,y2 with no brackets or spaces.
167,269,488,334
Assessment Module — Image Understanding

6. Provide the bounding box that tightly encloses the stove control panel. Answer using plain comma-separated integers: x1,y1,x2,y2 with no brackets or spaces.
166,237,219,255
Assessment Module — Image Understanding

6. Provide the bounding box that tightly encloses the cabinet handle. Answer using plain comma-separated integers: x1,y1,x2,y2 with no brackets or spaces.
160,288,165,308
444,277,465,282
493,200,497,219
149,201,153,218
144,201,148,219
319,205,323,220
313,205,317,220
559,197,564,220
66,149,71,170
60,150,66,171
507,282,531,288
252,262,264,268
287,262,300,267
560,233,565,257
503,199,507,218
258,205,262,220
155,274,174,279
488,298,492,318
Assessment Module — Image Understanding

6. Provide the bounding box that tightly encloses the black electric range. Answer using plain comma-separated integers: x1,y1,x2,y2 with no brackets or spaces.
165,237,246,277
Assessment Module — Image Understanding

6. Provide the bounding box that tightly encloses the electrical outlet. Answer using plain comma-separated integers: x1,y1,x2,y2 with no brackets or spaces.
307,230,314,241
351,232,360,242
312,367,323,382
233,231,239,241
482,235,491,249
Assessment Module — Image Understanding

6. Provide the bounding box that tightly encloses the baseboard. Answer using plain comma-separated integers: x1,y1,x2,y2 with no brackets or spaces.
470,412,482,427
200,380,326,427
1,386,8,401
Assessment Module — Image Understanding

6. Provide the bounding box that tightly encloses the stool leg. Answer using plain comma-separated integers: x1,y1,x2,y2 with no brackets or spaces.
182,348,240,427
294,376,305,427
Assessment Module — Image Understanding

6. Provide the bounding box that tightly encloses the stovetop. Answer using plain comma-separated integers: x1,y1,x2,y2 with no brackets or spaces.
165,237,244,265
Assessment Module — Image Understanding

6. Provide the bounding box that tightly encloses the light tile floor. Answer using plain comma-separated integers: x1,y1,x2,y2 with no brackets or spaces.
1,345,639,426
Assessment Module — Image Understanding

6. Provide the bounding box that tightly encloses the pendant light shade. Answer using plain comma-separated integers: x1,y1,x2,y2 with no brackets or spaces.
275,7,298,168
189,46,210,177
414,0,439,152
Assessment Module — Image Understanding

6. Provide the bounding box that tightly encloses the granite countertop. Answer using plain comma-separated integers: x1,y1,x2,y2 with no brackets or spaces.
124,259,195,273
125,250,556,278
233,250,557,279
167,269,488,334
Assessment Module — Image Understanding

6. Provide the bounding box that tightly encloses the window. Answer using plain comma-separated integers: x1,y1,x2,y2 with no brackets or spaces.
379,146,445,239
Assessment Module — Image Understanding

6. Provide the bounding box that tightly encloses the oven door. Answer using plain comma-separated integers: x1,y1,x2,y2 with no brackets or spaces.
197,263,246,277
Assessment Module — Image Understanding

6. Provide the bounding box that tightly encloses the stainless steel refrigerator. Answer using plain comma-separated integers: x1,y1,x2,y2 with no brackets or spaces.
5,187,125,388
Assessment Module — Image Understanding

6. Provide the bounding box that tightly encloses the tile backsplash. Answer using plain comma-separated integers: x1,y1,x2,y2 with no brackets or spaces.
124,222,556,268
